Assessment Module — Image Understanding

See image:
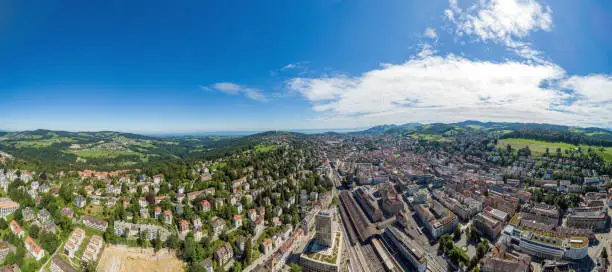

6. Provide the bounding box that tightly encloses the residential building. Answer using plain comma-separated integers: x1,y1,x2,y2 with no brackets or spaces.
154,206,162,219
261,238,274,255
0,200,18,218
414,201,458,239
179,220,190,235
200,200,211,212
82,235,103,266
0,264,20,272
473,213,503,239
74,195,86,208
22,207,35,221
64,228,85,258
82,216,108,231
113,221,170,241
37,209,51,222
214,242,233,267
24,236,44,261
566,206,607,231
10,220,24,238
232,214,242,228
0,242,9,264
212,218,225,238
480,252,531,272
163,210,173,225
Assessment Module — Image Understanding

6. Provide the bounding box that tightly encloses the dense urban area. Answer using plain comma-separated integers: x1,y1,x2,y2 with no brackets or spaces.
0,121,611,272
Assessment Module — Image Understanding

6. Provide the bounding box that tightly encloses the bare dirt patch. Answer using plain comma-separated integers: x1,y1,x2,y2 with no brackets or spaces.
97,245,184,272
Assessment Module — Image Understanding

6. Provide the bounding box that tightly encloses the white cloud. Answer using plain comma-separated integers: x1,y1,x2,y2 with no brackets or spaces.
280,61,311,71
211,82,241,94
445,0,552,62
561,75,612,104
281,63,297,70
424,27,438,39
202,82,269,102
287,53,612,128
453,0,552,42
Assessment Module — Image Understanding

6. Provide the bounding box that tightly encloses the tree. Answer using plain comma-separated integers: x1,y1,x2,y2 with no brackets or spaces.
245,238,252,265
448,246,468,266
154,230,163,252
85,261,98,272
13,209,22,222
30,225,40,239
104,220,116,244
289,263,302,272
602,247,608,260
39,231,60,253
166,233,180,250
15,247,25,267
60,182,74,203
477,239,489,258
232,262,242,272
0,218,7,230
439,234,453,254
139,230,149,248
468,226,481,243
453,226,462,240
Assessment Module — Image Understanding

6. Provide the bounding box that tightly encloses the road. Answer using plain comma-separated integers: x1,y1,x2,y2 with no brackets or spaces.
39,242,62,272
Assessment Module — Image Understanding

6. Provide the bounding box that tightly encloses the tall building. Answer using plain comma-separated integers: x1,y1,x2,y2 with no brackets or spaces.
301,208,343,272
315,209,335,247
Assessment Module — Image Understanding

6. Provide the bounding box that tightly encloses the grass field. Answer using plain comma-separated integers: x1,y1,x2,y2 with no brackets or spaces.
84,204,104,217
409,134,454,142
254,144,277,152
74,150,138,158
13,137,75,148
497,138,612,161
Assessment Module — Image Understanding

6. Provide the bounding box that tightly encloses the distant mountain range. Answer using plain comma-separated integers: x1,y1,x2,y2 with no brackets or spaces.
352,120,612,140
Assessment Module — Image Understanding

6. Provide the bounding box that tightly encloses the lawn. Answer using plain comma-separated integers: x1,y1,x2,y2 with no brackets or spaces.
497,138,612,161
209,162,227,171
13,138,74,148
84,204,104,217
74,150,139,159
254,144,277,153
409,134,454,142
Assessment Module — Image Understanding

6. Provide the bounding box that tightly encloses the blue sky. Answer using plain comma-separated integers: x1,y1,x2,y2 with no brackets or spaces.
0,0,610,132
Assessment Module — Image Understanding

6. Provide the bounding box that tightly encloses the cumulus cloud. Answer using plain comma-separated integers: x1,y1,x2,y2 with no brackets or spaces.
202,82,269,102
445,0,552,62
283,0,611,129
287,55,611,128
424,27,438,39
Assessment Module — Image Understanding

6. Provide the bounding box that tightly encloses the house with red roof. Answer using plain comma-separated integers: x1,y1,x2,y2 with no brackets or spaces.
25,236,44,260
9,220,23,238
200,200,211,212
232,214,242,228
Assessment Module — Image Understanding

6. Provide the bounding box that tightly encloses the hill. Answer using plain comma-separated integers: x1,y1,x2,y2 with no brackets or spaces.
0,129,290,171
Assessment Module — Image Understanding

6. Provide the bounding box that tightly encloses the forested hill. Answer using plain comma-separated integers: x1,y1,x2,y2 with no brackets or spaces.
0,129,295,172
352,121,612,144
500,129,612,147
